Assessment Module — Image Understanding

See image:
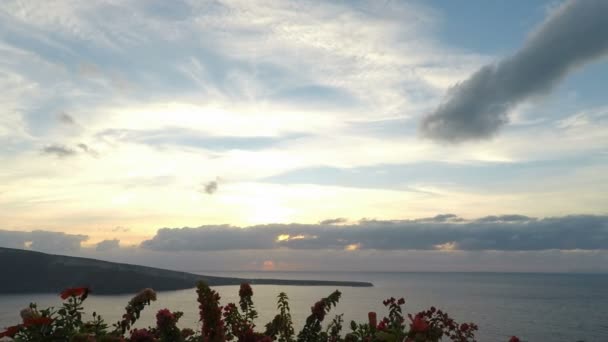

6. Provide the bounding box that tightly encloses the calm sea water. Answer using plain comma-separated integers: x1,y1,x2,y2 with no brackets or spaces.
1,272,607,341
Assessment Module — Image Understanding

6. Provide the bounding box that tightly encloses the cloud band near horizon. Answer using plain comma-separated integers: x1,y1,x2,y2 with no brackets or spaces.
139,214,608,252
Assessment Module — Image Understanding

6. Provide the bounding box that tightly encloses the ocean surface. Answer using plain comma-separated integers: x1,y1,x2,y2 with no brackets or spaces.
1,272,607,341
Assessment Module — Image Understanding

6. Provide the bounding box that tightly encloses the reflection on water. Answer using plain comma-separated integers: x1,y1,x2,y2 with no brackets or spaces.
1,272,607,341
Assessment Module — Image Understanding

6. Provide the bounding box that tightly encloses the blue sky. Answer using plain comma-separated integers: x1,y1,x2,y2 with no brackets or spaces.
0,0,607,271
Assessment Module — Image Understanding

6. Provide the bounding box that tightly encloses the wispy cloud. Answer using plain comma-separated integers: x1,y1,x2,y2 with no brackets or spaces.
41,144,77,157
421,0,608,142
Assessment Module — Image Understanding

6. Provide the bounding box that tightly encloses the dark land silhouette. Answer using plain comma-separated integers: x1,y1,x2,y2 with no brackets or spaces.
0,247,372,294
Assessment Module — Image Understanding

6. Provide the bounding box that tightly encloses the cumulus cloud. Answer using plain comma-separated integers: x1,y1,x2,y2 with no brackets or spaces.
95,239,120,252
0,230,88,252
140,215,608,252
42,144,77,157
420,0,608,142
141,225,274,251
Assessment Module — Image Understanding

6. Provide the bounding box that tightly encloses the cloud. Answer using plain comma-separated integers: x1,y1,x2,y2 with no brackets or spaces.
29,230,88,252
40,143,98,158
0,229,88,252
203,180,219,195
140,215,608,252
77,143,98,157
42,144,77,157
95,239,120,252
475,215,531,223
58,112,76,125
420,0,608,142
414,214,465,223
319,218,347,225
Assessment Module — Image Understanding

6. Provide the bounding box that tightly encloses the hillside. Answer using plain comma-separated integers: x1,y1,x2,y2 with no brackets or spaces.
0,247,372,294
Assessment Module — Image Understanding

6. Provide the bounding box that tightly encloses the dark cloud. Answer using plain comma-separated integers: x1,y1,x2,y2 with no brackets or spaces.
41,143,98,158
0,230,88,252
140,215,608,252
320,218,348,225
141,225,274,251
58,112,76,125
420,0,608,142
77,143,99,157
415,214,465,223
42,144,77,157
95,239,120,252
203,180,219,194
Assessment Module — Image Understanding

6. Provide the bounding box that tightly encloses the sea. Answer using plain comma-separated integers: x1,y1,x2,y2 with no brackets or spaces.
1,272,607,341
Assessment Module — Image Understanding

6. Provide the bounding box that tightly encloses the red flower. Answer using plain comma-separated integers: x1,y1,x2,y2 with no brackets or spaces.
397,298,405,305
377,320,387,331
509,336,521,342
156,308,176,328
368,312,377,328
60,287,89,300
409,314,429,333
23,317,53,327
130,328,156,342
0,325,21,338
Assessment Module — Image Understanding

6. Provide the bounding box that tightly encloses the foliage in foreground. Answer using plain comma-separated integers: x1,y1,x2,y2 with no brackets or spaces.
0,282,522,342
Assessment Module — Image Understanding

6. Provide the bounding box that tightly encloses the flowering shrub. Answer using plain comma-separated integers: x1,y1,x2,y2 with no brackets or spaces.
0,281,522,342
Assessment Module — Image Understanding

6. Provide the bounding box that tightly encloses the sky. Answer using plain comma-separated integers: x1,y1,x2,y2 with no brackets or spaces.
0,0,607,272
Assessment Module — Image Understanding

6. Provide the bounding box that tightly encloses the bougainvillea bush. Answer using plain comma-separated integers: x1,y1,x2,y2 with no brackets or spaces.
0,281,522,342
